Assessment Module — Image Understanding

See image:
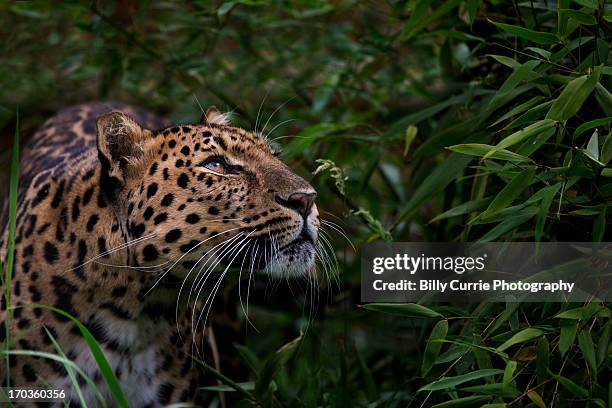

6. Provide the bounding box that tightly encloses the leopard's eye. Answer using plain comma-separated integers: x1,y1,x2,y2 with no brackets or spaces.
200,156,243,175
203,159,226,174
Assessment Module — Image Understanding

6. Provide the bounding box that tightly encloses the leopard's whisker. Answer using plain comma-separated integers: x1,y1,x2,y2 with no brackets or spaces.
265,118,297,141
246,244,260,328
186,232,245,315
261,95,299,140
193,94,205,114
197,231,255,343
145,226,245,298
92,259,170,273
254,87,271,134
191,233,251,354
188,232,246,333
180,236,241,351
321,219,355,251
67,232,157,272
237,240,258,331
175,232,243,336
188,235,244,357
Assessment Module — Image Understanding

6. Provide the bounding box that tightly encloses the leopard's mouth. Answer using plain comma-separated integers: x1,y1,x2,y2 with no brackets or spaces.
264,228,317,277
278,229,315,252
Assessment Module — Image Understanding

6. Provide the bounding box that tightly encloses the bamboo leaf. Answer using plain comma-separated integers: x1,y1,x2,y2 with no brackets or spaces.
559,321,577,356
256,334,303,396
489,20,559,44
494,119,556,151
536,337,550,385
448,144,531,162
489,60,540,108
497,328,543,352
418,369,504,392
362,303,443,318
601,130,612,164
422,319,449,377
535,183,562,241
578,330,597,374
552,373,590,397
430,396,492,407
527,390,547,408
481,168,535,219
430,197,493,223
547,66,603,120
593,207,606,242
573,117,612,140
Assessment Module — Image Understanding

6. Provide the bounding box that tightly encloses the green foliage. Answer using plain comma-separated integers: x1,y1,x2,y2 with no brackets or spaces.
1,0,611,407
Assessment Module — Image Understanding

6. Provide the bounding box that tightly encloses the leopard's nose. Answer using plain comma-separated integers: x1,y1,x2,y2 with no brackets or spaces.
276,191,317,217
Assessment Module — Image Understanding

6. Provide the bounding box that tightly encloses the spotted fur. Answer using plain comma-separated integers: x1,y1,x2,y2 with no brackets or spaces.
0,102,319,406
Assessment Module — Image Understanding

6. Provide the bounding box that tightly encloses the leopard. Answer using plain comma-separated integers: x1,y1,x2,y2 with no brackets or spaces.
0,101,320,406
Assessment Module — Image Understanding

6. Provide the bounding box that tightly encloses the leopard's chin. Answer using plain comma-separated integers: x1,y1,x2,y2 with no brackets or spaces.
265,236,317,278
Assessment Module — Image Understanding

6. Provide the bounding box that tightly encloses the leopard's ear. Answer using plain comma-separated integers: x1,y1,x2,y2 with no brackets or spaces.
200,106,231,125
97,111,148,185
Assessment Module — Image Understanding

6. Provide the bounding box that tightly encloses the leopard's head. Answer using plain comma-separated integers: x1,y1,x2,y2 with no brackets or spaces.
96,107,319,279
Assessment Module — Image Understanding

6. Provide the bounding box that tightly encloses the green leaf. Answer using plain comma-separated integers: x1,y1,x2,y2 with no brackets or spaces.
552,373,590,397
418,369,504,392
503,360,517,383
555,304,602,320
481,168,535,219
525,47,552,59
578,330,597,375
573,0,598,8
396,153,473,223
497,328,543,352
43,326,98,407
489,54,521,68
559,321,577,356
488,60,540,108
596,321,611,367
505,101,553,130
489,20,559,44
491,95,545,127
601,130,612,164
494,119,557,151
362,303,443,318
430,396,492,408
312,72,341,114
233,343,262,375
585,131,600,161
448,144,531,162
422,319,449,376
460,383,520,397
536,337,550,385
30,305,129,407
559,9,597,26
404,125,418,157
527,390,547,408
203,382,255,392
593,207,606,242
535,183,562,241
546,66,603,121
217,2,237,17
430,197,493,223
595,83,612,116
572,117,612,140
256,334,302,396
478,211,536,242
402,0,463,39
